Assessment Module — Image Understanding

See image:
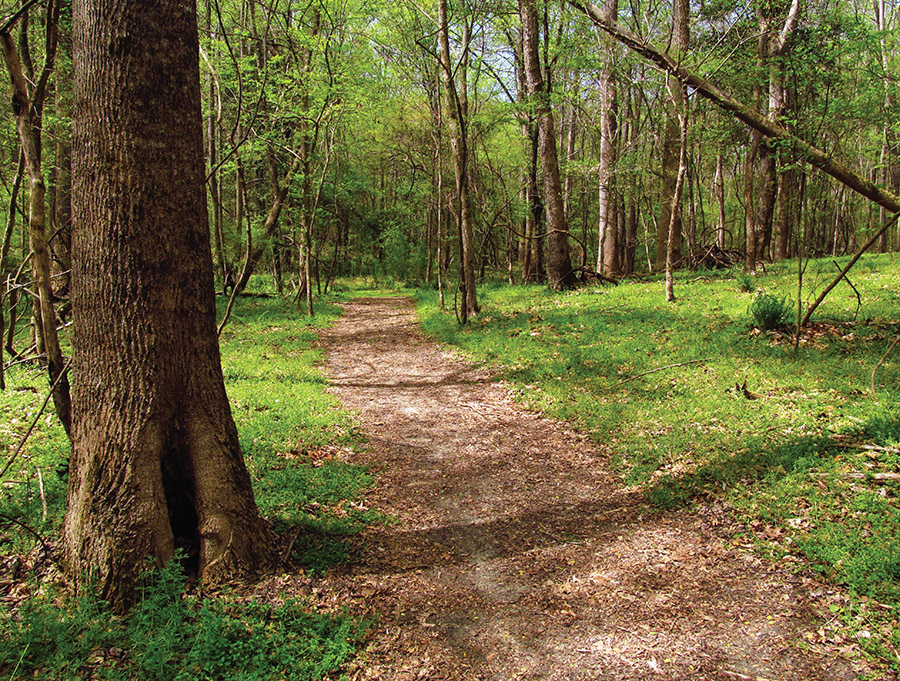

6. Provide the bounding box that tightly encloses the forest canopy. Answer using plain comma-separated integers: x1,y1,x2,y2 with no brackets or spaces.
1,0,899,316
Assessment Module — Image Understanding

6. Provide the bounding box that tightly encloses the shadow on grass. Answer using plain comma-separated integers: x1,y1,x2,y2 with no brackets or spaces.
644,433,837,509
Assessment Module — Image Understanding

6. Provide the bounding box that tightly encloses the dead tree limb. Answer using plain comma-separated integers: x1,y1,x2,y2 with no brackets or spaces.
833,260,861,320
800,212,900,327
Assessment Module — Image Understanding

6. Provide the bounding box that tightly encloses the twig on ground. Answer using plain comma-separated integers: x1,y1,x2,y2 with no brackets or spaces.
607,358,711,390
839,443,900,454
36,467,46,522
280,527,302,566
812,472,900,481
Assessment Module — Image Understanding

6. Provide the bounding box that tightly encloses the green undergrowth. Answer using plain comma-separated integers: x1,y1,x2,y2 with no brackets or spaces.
0,283,373,679
418,254,900,669
0,558,365,681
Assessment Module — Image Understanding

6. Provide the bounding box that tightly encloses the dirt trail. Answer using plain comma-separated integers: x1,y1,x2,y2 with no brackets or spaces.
318,297,867,680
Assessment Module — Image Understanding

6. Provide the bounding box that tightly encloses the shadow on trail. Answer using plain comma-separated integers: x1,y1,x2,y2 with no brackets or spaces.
356,493,645,576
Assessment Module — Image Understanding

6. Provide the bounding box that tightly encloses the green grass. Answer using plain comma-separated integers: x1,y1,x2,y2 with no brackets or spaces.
417,254,900,668
0,282,373,679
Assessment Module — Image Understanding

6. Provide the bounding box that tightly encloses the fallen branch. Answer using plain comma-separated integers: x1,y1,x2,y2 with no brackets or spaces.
801,212,900,327
0,512,50,553
833,260,861,320
36,467,46,522
607,358,711,390
841,442,900,454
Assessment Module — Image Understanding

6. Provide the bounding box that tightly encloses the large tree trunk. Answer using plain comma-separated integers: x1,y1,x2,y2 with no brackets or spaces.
67,0,271,612
520,0,575,290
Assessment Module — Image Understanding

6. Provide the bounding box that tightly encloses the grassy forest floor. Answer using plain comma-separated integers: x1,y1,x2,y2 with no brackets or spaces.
0,253,898,679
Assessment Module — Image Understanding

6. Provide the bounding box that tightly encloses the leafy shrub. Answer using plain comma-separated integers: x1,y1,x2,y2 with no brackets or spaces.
748,292,793,330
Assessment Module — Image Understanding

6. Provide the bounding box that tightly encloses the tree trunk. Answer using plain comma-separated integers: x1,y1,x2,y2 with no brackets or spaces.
520,0,575,290
438,0,478,318
1,21,71,435
752,0,799,261
67,0,270,612
715,153,727,248
744,133,759,272
656,0,688,272
666,82,688,302
773,165,795,259
596,0,619,277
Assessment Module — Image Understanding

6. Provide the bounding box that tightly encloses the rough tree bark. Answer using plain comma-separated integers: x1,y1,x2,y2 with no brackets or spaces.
66,0,271,612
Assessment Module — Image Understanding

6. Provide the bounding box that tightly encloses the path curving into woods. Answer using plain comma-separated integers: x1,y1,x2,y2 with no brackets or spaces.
317,296,866,680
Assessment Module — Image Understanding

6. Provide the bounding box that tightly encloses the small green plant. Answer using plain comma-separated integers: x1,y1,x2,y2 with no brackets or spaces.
736,271,756,293
748,291,793,330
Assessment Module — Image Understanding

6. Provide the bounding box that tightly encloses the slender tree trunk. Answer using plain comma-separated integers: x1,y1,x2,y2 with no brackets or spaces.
596,0,619,277
875,0,899,251
666,83,688,302
715,153,727,248
438,0,478,318
520,0,575,290
744,133,759,272
774,165,795,259
67,0,270,612
656,0,688,272
753,0,799,261
528,127,545,282
1,20,71,435
434,67,446,307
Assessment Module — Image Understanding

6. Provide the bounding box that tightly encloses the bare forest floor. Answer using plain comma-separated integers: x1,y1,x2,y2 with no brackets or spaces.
313,296,883,680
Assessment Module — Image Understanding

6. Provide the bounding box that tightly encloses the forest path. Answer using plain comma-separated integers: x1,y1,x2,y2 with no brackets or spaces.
318,296,860,681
